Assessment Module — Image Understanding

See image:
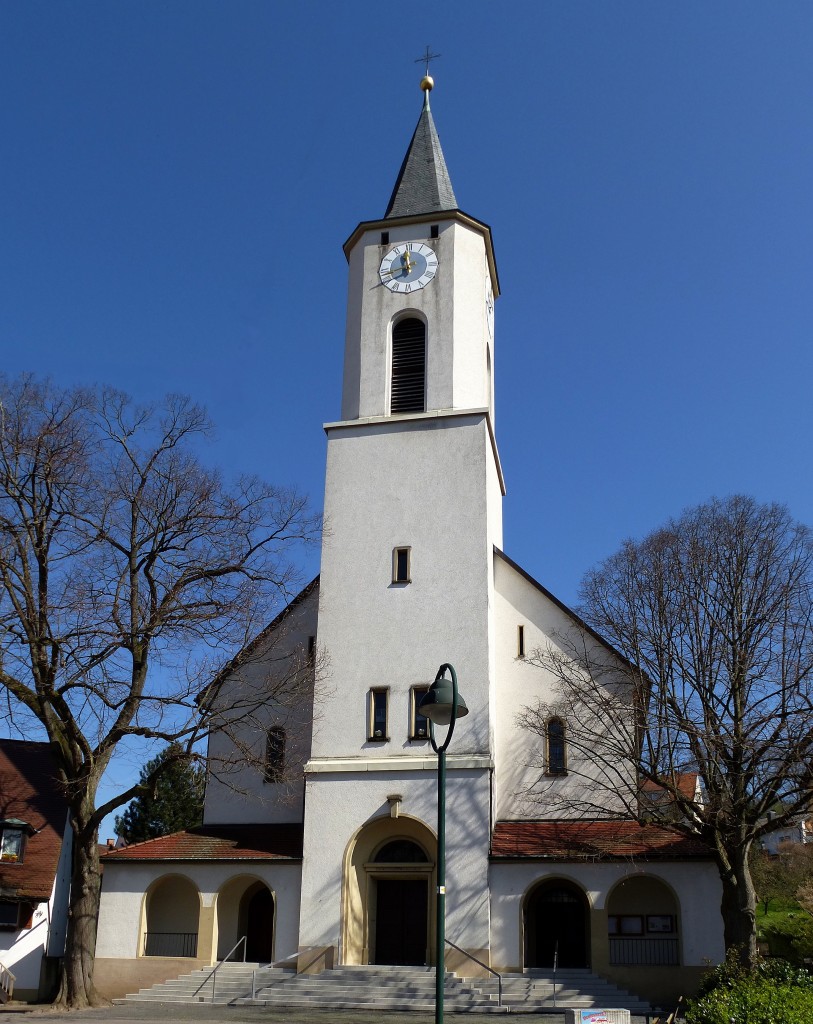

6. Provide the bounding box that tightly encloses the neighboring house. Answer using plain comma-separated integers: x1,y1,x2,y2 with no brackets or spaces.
95,76,725,1008
0,740,71,1002
761,817,812,855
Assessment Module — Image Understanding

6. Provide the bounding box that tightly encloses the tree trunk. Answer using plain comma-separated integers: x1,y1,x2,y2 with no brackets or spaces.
717,843,758,968
53,821,107,1008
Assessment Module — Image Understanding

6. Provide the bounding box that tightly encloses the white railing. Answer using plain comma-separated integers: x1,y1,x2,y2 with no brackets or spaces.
0,961,16,1004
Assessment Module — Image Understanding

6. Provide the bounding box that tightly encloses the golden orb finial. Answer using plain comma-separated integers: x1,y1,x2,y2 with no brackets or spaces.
420,75,434,93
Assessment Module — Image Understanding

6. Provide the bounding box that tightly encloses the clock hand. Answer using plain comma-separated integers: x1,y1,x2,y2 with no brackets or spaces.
383,256,416,276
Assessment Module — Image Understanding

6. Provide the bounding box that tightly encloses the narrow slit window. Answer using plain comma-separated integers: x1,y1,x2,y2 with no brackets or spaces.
547,717,567,775
307,635,316,663
390,318,426,414
517,624,525,658
430,224,439,239
411,686,430,740
392,546,411,584
381,231,389,245
369,689,389,741
264,726,286,783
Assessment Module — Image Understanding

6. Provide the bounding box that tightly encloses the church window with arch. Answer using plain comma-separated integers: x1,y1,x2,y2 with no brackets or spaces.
264,726,286,783
546,717,567,775
390,318,426,414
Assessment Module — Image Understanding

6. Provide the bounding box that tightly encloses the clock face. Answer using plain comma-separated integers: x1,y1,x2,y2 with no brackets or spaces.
379,242,438,293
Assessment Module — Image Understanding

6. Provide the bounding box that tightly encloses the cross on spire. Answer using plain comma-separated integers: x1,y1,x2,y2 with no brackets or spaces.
414,46,441,77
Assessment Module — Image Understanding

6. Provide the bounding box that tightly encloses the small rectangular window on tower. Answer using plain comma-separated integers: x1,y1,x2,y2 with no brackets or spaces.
369,688,389,741
392,546,411,584
430,224,439,239
411,686,430,740
517,624,526,658
381,231,389,245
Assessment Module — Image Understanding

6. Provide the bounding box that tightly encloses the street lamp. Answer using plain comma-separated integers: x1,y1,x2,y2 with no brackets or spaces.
418,663,469,1024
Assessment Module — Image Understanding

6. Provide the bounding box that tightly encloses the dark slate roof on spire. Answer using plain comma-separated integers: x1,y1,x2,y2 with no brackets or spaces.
385,93,458,219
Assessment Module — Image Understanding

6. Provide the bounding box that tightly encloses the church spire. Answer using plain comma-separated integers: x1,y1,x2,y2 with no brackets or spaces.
384,75,458,220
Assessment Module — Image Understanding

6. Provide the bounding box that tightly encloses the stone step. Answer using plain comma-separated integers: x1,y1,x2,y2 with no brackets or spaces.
116,960,652,1014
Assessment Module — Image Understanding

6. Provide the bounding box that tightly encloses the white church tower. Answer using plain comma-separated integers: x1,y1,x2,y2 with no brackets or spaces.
299,73,503,968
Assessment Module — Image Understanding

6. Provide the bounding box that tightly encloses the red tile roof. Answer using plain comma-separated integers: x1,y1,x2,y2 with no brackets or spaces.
641,773,699,799
102,823,304,862
0,740,68,902
491,820,712,860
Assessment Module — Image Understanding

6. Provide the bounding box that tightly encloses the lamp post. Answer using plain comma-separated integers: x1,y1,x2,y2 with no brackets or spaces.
418,663,469,1024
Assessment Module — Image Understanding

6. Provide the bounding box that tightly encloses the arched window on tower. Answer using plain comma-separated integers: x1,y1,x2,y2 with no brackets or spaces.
546,717,567,775
390,318,426,414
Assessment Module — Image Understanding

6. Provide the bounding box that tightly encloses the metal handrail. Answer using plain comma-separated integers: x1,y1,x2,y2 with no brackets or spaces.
192,935,246,1002
445,938,503,1007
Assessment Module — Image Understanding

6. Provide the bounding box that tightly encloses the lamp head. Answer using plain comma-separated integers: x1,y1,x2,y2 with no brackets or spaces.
418,667,469,727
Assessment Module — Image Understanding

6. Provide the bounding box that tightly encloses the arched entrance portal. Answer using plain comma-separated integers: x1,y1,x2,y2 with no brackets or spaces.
525,879,590,969
342,816,436,967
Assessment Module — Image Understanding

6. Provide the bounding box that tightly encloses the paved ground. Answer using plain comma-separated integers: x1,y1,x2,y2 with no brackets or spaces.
0,1005,671,1024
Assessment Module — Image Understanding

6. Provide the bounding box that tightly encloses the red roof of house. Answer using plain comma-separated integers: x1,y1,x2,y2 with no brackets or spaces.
641,773,699,799
0,740,68,902
491,820,712,860
102,823,304,862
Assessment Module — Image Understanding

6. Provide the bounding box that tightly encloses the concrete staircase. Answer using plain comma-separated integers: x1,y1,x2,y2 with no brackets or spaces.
115,961,653,1014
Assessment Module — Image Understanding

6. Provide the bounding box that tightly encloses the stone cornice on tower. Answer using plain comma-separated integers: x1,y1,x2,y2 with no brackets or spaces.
342,208,500,299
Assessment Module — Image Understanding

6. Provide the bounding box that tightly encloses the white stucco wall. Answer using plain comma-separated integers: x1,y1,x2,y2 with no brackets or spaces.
493,554,634,820
204,587,318,825
315,415,501,761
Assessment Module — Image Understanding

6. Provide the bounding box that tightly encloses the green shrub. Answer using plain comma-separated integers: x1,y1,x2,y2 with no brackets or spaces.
686,979,813,1024
687,953,813,1024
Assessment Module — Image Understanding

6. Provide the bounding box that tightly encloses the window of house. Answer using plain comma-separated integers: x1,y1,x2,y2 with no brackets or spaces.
517,624,525,658
369,689,389,741
0,900,32,930
0,827,24,863
547,717,567,775
392,546,411,584
390,318,426,414
411,686,430,740
264,727,286,783
0,902,19,928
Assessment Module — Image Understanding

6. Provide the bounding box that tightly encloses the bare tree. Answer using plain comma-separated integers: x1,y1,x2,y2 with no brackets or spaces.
518,496,813,968
0,376,320,1007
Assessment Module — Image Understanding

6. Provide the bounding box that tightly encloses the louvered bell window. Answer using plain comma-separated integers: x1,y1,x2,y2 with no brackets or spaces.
390,318,426,414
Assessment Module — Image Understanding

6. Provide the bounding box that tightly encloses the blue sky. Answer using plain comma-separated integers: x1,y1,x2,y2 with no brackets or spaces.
3,2,813,832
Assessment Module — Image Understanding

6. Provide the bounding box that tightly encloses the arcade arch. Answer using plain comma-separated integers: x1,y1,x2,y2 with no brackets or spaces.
217,875,275,963
523,878,590,969
142,874,201,958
